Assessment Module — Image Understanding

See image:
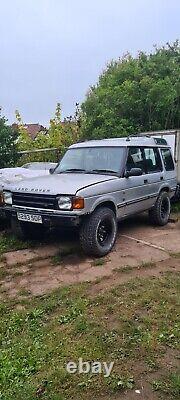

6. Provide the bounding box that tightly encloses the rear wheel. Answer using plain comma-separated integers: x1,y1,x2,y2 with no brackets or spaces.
149,191,171,226
80,207,117,257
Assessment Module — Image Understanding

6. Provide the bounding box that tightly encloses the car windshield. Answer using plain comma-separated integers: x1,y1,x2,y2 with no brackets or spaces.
54,147,125,175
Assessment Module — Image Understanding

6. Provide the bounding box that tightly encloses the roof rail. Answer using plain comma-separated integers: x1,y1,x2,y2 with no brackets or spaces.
126,134,151,140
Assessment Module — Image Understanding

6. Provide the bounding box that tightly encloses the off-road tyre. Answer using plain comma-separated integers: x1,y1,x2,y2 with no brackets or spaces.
80,207,117,257
149,191,171,226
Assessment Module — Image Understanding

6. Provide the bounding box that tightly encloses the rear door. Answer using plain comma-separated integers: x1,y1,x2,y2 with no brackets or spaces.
143,147,163,206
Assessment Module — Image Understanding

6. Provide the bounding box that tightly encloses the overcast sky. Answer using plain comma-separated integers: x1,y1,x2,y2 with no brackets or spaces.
0,0,179,126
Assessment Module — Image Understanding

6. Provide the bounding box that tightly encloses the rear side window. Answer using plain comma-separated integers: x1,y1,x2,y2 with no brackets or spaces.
161,148,174,171
144,148,162,173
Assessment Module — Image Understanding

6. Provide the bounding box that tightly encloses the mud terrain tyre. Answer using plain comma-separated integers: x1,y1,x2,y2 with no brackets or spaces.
80,207,117,257
149,191,171,226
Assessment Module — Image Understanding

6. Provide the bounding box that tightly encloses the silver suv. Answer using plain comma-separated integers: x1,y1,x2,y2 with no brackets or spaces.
3,136,177,256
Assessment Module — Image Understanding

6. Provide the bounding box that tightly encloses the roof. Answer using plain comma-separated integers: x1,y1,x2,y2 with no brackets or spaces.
24,124,46,139
12,123,46,139
70,136,170,149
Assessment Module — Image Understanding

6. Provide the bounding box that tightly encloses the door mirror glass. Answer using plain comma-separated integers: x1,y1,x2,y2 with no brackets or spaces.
124,168,143,178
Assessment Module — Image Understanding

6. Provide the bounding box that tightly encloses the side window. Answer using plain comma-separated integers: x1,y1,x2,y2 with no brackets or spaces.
161,148,175,171
126,147,145,173
144,148,162,173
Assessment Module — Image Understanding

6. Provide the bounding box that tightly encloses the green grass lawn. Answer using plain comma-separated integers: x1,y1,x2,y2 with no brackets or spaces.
0,272,179,400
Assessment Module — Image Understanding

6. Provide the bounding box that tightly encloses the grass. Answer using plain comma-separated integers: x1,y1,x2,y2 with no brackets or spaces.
0,231,33,255
138,261,155,269
93,258,106,267
114,261,156,274
152,373,180,397
0,272,179,399
0,267,8,279
171,252,180,259
114,265,134,273
172,202,180,213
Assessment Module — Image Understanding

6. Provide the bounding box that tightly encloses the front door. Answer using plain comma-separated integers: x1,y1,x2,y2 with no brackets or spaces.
122,146,148,216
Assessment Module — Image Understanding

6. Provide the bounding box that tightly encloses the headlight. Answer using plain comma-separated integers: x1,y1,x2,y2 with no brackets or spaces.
57,196,85,210
3,191,12,205
57,196,72,210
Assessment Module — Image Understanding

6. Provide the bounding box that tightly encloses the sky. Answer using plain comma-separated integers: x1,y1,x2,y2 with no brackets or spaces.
0,0,179,126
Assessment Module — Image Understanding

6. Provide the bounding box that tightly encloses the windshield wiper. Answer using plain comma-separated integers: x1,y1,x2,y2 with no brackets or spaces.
61,168,86,173
90,169,118,175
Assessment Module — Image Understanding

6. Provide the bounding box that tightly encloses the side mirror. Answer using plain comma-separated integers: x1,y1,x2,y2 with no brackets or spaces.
49,168,55,175
124,168,143,178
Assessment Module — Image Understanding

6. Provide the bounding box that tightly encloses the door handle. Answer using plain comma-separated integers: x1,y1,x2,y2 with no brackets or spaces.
144,179,148,184
160,176,164,181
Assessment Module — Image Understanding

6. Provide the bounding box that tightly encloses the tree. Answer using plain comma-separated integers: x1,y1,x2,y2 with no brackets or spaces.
81,41,180,140
48,103,77,150
0,111,18,168
15,110,33,151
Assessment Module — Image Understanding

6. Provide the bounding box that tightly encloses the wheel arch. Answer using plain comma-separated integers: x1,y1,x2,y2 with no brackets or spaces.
158,185,170,194
90,198,117,216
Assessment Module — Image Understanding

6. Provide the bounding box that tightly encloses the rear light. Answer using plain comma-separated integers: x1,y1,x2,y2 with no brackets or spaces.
72,197,84,210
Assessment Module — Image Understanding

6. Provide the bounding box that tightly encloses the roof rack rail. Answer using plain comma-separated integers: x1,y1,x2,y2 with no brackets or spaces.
126,134,151,140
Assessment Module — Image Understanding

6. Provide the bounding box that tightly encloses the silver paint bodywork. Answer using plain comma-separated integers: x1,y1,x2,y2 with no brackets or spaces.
4,137,177,221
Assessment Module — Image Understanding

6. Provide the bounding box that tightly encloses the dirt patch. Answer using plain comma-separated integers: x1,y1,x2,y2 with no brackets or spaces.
101,348,180,400
0,216,180,299
88,257,180,296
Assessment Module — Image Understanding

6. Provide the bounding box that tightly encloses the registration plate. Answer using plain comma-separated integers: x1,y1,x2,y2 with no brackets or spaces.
17,213,42,224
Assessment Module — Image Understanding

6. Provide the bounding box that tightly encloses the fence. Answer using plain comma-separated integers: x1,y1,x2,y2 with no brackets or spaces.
17,147,67,165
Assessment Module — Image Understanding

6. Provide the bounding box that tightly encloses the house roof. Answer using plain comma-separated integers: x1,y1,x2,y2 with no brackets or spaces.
24,124,46,139
12,123,46,139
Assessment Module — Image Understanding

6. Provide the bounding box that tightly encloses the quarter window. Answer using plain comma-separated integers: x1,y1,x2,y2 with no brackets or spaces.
144,148,162,173
161,148,174,171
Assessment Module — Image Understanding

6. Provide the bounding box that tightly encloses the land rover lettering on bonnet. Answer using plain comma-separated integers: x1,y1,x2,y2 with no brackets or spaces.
3,136,177,256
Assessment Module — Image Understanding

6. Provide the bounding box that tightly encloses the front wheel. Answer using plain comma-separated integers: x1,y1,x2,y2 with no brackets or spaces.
149,191,171,226
80,207,117,257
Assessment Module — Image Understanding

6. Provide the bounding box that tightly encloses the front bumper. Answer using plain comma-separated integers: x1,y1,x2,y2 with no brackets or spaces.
4,206,81,228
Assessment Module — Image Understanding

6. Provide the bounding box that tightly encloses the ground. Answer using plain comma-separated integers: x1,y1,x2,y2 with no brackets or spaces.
0,212,179,399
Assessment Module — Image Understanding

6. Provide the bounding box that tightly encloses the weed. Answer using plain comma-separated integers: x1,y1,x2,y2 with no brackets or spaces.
0,267,8,279
114,265,133,273
170,252,180,259
108,374,135,392
0,232,33,255
18,288,31,297
93,258,105,267
12,271,24,277
152,373,180,397
138,261,155,269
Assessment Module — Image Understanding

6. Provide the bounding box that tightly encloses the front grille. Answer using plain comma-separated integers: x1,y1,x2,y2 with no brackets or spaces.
12,193,57,210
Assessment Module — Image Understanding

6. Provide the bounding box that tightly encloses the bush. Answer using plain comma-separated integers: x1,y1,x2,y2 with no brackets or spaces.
0,113,18,168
